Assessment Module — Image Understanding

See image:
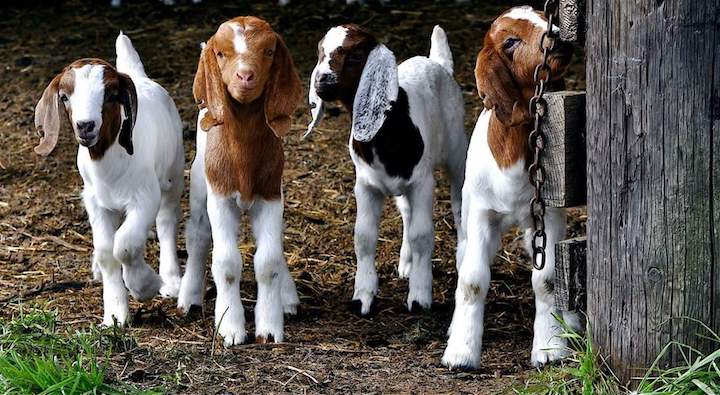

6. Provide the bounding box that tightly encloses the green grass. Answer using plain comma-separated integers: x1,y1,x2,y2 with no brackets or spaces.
513,316,720,395
0,305,160,395
635,318,720,395
513,317,621,395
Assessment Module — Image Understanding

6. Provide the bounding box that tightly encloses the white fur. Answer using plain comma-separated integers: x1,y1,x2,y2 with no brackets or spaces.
308,26,468,314
179,109,300,346
441,109,579,369
230,23,248,54
503,6,560,34
80,33,184,327
67,65,105,137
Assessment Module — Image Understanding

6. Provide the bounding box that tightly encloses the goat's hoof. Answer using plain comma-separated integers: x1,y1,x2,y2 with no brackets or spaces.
441,346,481,371
409,301,431,314
219,328,247,347
349,299,376,316
178,304,203,319
159,275,181,299
530,347,569,367
255,334,276,344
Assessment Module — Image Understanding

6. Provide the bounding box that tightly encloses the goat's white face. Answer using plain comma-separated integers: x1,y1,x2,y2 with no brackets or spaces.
63,64,106,147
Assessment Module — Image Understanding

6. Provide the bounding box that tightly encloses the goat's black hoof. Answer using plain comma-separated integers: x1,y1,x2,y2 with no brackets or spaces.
409,301,431,314
348,299,377,317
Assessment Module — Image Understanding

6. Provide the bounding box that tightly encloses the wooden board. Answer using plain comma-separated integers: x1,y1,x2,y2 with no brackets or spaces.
554,236,587,312
586,0,720,383
543,91,586,208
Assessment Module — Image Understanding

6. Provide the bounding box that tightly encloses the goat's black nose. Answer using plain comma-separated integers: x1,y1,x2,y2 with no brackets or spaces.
76,121,96,135
318,73,334,85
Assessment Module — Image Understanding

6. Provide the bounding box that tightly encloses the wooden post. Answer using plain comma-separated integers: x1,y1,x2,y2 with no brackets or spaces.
586,0,720,383
543,91,586,208
555,236,587,312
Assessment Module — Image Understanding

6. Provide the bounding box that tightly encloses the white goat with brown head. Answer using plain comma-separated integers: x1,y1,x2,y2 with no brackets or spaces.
34,33,184,327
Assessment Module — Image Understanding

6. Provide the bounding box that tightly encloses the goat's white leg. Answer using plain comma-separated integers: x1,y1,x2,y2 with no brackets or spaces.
442,203,499,369
528,208,571,366
114,199,162,301
156,188,182,298
178,156,211,314
250,198,295,342
352,181,384,315
394,196,412,279
207,192,246,346
446,147,467,272
86,196,128,327
406,178,435,311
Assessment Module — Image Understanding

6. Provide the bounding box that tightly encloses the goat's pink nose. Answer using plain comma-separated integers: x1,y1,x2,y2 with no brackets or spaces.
236,70,255,82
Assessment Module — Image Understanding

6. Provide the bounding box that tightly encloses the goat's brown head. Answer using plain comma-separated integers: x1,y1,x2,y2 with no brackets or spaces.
194,16,302,138
306,24,399,142
34,59,137,158
475,6,573,126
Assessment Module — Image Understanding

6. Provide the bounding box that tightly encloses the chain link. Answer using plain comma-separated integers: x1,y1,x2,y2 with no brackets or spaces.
528,0,559,272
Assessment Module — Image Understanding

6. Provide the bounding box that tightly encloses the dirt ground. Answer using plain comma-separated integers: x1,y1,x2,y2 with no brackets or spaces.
0,0,586,393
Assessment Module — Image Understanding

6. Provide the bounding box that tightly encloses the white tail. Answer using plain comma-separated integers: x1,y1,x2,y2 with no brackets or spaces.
429,25,453,75
115,32,147,78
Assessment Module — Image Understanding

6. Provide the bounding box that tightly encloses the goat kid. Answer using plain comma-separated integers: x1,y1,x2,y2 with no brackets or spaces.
179,16,302,345
441,6,580,369
306,25,468,315
34,33,184,327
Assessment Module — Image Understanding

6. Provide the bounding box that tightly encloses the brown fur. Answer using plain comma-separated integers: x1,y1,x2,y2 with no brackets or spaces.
34,58,137,159
194,16,302,201
475,8,572,168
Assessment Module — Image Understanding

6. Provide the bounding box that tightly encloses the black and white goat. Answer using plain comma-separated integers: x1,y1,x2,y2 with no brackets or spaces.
306,25,468,314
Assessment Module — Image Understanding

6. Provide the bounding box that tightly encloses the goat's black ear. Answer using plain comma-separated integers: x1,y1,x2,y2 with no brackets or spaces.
118,73,137,155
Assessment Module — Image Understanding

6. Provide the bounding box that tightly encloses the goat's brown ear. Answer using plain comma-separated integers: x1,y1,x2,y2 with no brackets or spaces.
264,34,302,139
118,73,137,155
34,73,66,156
474,47,529,126
193,39,225,132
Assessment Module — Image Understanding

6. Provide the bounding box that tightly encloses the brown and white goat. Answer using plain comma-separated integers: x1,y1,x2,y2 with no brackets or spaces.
177,16,302,345
34,33,185,327
442,6,580,369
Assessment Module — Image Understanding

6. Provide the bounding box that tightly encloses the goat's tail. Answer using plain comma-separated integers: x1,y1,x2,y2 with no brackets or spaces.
429,25,453,75
115,32,147,78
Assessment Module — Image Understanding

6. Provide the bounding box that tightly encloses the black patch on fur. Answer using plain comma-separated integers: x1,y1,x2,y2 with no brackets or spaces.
351,88,424,180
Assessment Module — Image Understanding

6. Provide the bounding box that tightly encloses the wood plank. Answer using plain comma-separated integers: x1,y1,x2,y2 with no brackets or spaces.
554,236,587,312
586,0,719,383
543,91,586,208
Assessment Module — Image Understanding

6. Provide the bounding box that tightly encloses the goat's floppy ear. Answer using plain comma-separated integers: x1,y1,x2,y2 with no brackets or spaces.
118,72,137,155
193,39,225,132
352,44,398,142
34,73,66,156
264,34,302,139
474,47,529,126
304,63,325,139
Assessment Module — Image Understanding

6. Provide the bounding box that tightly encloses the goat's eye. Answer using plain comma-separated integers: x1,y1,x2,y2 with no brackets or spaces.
59,94,68,103
265,48,275,57
503,37,521,53
347,52,364,63
216,51,224,59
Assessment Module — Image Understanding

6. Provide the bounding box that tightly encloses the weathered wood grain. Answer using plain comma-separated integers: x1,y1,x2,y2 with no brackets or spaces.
555,236,587,312
586,0,719,383
543,91,586,208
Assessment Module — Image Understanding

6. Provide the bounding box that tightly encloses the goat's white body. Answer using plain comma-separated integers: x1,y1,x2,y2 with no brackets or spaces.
81,33,184,327
179,109,299,346
441,109,580,368
350,28,468,314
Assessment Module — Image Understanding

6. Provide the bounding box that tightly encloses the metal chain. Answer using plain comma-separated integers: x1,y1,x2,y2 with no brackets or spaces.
528,0,559,272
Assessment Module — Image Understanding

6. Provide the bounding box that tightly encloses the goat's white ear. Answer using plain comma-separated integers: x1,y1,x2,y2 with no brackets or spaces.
351,44,398,142
304,65,325,139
